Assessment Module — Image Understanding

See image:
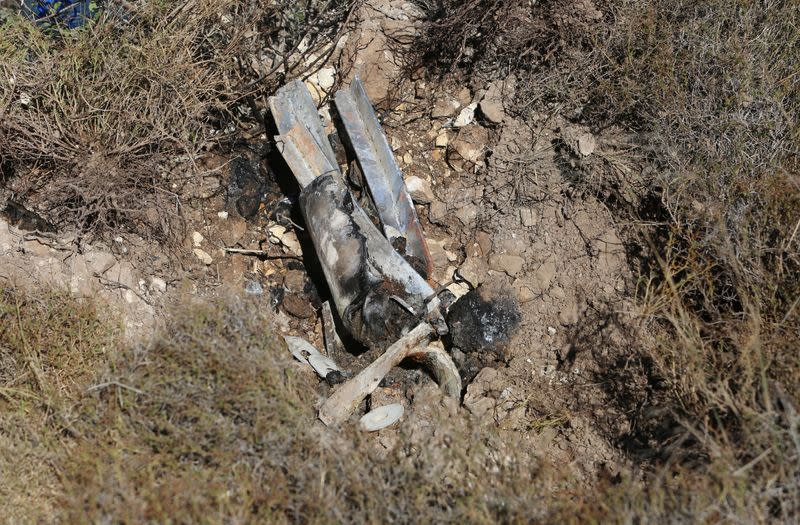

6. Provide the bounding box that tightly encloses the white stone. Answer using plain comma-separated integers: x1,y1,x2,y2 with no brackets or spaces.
447,281,470,300
268,224,287,244
313,66,336,91
193,248,213,265
578,133,596,156
405,176,434,204
192,231,204,247
453,102,477,127
150,277,167,293
280,230,302,256
519,207,537,227
359,403,404,432
217,211,229,220
435,132,448,148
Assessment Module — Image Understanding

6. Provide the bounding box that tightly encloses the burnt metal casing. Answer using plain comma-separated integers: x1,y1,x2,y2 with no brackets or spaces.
300,174,444,347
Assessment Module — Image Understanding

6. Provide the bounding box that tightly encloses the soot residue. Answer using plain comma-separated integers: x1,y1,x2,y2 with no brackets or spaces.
446,286,521,354
227,155,267,219
1,201,57,233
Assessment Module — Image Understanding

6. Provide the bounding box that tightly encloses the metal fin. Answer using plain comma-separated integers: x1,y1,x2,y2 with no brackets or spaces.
335,77,433,278
269,80,340,188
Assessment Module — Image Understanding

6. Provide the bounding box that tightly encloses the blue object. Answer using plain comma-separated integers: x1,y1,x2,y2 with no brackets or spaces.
23,0,97,29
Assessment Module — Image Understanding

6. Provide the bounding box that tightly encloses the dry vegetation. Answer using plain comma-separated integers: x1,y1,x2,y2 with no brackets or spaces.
0,287,589,523
415,0,800,521
0,0,354,240
0,0,798,522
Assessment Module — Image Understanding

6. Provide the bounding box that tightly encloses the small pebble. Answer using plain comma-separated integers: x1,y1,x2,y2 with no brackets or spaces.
193,248,213,265
192,231,204,247
244,280,264,295
150,277,167,293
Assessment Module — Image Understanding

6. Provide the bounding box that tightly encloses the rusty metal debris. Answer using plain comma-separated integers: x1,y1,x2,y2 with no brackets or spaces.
270,78,461,427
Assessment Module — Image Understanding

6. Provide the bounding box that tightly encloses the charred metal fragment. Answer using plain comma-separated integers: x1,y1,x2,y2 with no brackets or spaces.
269,80,340,188
299,174,444,347
446,284,521,355
270,79,460,424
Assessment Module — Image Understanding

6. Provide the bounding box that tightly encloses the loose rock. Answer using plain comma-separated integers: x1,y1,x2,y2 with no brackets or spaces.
405,176,434,204
457,256,488,287
280,230,302,256
489,254,525,276
432,95,460,118
455,204,478,226
519,207,537,227
479,87,505,124
150,277,167,293
512,278,536,303
268,224,287,243
245,280,264,295
578,133,596,156
448,124,489,172
193,248,213,265
533,260,556,291
282,294,314,318
221,216,248,246
453,102,477,127
427,239,451,270
192,231,204,247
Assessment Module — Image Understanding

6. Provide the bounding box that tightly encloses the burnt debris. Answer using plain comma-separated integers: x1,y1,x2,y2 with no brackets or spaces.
268,78,522,427
446,284,521,355
1,200,57,233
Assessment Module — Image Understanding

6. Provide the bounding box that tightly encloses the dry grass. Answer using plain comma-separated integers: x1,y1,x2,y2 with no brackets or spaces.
414,0,800,521
1,287,602,524
4,284,788,523
1,0,798,522
0,0,355,241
